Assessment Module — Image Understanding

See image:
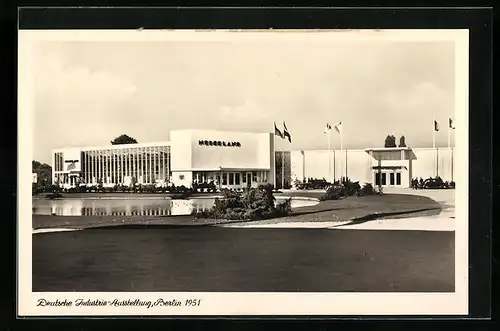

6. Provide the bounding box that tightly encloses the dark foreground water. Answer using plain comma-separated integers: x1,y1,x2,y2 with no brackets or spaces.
33,227,455,292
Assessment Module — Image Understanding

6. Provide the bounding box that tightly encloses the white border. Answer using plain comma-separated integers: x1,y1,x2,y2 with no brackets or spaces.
18,29,469,316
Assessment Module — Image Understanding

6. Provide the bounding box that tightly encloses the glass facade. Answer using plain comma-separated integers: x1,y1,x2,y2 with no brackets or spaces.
54,144,171,186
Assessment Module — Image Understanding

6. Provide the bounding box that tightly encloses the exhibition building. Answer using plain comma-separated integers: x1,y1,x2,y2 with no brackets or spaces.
51,129,456,189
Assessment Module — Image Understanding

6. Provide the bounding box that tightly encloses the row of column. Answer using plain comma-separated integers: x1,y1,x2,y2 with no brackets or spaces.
81,146,170,185
53,152,63,172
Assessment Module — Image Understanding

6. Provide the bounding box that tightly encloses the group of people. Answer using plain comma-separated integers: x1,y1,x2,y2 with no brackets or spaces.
411,177,426,189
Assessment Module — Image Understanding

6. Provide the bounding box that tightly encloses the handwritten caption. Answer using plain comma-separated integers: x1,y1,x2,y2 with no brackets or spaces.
37,298,201,309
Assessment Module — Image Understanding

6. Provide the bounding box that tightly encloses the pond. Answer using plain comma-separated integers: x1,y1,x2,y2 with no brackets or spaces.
32,197,319,217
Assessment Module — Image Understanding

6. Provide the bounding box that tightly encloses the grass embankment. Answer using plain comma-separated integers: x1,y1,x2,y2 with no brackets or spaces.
32,193,441,230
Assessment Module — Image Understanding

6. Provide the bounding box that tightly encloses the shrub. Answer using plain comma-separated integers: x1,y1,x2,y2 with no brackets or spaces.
320,177,371,201
339,178,361,197
296,178,331,190
320,185,342,201
45,192,63,200
358,183,379,196
275,198,292,216
412,176,455,189
192,181,218,193
192,184,291,221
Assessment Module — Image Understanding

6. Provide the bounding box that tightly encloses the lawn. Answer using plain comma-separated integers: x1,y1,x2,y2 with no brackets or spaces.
32,193,441,230
33,226,454,292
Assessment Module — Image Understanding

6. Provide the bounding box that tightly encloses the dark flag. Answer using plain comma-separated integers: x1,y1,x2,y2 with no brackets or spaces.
449,118,455,129
434,120,440,131
283,121,292,143
274,122,284,139
324,123,332,133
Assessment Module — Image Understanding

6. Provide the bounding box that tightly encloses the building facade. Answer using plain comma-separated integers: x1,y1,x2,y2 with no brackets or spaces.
169,130,275,189
52,129,276,190
53,142,171,188
290,146,456,188
51,129,455,190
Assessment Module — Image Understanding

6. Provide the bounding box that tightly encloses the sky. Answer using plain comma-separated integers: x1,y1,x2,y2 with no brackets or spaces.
32,34,456,164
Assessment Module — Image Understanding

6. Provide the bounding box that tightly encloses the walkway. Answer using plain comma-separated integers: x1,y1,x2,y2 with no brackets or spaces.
224,188,455,231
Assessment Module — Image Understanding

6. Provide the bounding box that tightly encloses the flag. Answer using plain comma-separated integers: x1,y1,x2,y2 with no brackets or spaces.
274,122,284,139
334,122,342,134
283,121,292,143
324,123,332,133
449,118,455,129
434,120,440,131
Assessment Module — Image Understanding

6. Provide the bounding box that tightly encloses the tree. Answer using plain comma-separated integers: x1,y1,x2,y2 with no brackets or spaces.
32,160,53,188
384,135,397,148
111,134,138,145
398,136,407,147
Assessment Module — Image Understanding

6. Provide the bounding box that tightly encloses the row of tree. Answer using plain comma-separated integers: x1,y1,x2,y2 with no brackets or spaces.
384,135,406,148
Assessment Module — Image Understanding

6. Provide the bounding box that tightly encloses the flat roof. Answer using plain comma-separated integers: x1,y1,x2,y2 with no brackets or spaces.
171,129,270,134
364,147,412,152
53,141,170,152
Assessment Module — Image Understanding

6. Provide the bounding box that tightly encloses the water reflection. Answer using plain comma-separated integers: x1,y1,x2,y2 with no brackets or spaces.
32,197,318,217
32,198,215,217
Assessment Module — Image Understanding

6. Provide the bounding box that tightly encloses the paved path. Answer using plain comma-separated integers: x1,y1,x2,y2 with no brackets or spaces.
224,189,455,231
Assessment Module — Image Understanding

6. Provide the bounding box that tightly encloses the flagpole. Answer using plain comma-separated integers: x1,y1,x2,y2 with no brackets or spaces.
281,122,285,190
272,121,277,189
341,128,346,179
451,145,454,183
432,117,436,149
450,118,454,182
448,124,451,148
328,129,331,182
282,150,285,189
340,130,343,152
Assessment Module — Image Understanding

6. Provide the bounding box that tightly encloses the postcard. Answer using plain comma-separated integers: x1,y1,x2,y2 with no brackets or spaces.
19,28,469,316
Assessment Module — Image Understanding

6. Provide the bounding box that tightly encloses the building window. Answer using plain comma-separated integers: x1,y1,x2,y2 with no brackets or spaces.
229,173,234,185
222,173,227,185
235,173,240,185
375,172,380,186
242,173,246,183
396,172,401,185
381,173,387,185
390,172,395,185
252,171,257,182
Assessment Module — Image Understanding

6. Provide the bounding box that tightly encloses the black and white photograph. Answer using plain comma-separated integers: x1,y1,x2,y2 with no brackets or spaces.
18,28,469,316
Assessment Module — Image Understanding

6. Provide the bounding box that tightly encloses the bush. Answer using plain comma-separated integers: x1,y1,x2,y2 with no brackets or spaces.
320,185,342,201
339,178,361,197
45,192,63,199
358,183,379,196
411,176,455,189
192,181,218,193
192,184,291,221
275,198,292,216
320,177,374,201
295,178,331,190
